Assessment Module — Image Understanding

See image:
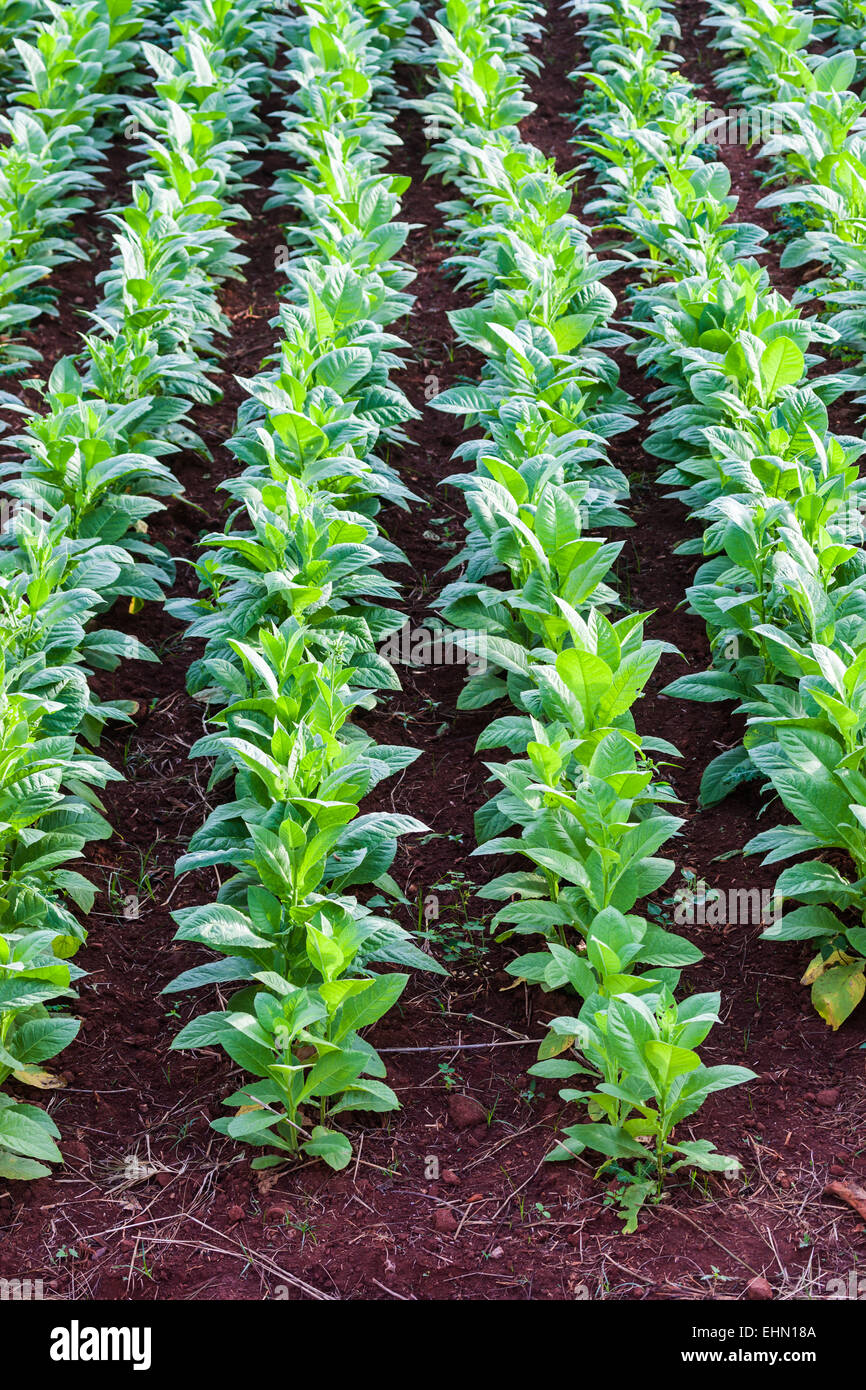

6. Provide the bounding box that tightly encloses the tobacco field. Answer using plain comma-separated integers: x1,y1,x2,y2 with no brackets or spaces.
0,0,864,1304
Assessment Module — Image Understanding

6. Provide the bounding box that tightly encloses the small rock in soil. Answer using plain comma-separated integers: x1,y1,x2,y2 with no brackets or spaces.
433,1208,458,1234
441,1169,459,1186
227,1205,245,1224
817,1088,839,1108
264,1204,291,1223
746,1277,774,1300
448,1094,486,1129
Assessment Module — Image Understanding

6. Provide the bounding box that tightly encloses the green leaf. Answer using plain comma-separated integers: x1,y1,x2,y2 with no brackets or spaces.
644,1041,701,1088
0,1153,52,1180
0,1104,62,1163
331,973,407,1039
672,1140,739,1174
762,905,844,941
555,647,612,722
663,670,743,703
551,1122,649,1161
814,50,856,92
301,1126,353,1170
760,337,804,399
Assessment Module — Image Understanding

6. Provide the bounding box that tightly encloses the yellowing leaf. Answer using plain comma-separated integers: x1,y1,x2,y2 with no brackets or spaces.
13,1067,66,1090
52,934,82,960
537,1030,574,1060
811,963,866,1029
801,947,849,986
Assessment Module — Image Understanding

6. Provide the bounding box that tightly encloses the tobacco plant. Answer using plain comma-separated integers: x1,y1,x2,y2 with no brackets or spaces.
571,0,866,1027
0,0,286,1176
166,0,437,1172
415,0,751,1225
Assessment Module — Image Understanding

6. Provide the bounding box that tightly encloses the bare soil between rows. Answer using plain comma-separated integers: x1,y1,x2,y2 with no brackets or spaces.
0,2,864,1302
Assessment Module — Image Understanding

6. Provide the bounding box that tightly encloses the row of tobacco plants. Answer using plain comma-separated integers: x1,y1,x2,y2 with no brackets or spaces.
706,0,866,363
410,0,755,1229
163,0,447,1174
566,0,866,1030
0,0,281,1179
